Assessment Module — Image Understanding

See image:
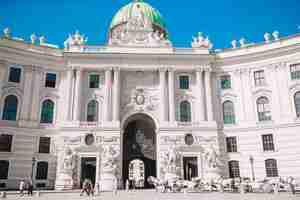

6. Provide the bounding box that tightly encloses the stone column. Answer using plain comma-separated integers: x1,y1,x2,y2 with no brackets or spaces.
204,68,214,121
112,67,120,122
196,67,205,122
67,69,74,121
104,68,112,122
159,68,167,122
29,67,43,123
0,60,7,99
168,68,175,123
73,69,82,121
20,66,34,122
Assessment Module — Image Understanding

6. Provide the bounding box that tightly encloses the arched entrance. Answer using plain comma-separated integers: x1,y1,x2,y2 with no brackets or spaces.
122,113,156,189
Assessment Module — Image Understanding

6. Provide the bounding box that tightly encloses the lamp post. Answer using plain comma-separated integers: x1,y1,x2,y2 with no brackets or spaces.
249,155,255,181
31,157,36,182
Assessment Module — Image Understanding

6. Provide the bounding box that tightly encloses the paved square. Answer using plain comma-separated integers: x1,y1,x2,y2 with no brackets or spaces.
4,190,300,200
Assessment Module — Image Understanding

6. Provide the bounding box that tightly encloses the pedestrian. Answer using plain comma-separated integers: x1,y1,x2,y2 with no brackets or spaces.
114,178,118,195
19,179,25,196
288,176,296,195
27,179,33,196
80,179,90,196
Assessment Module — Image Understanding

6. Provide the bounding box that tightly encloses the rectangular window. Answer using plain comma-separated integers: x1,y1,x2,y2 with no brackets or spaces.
179,75,189,89
226,137,237,152
89,74,100,88
0,134,12,152
45,73,56,88
8,67,21,83
254,70,265,86
262,134,275,151
221,75,231,89
38,137,51,154
228,161,240,178
290,64,300,80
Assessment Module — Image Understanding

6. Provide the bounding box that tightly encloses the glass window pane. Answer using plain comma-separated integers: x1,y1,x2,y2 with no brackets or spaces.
39,137,51,153
180,101,191,122
2,95,18,121
45,73,56,88
87,100,98,122
265,159,278,177
294,92,300,117
41,100,54,123
229,160,240,178
0,135,12,152
0,161,9,179
36,162,48,180
221,75,231,89
8,67,21,83
89,74,100,88
179,76,189,89
223,101,235,124
257,97,271,121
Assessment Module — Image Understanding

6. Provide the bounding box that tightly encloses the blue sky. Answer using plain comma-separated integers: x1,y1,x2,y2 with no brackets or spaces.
0,0,299,49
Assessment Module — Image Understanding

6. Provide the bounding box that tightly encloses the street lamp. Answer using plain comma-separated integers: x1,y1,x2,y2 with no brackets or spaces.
31,157,36,182
249,155,255,181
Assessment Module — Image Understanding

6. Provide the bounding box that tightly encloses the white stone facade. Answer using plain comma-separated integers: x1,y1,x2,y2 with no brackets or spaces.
0,0,300,190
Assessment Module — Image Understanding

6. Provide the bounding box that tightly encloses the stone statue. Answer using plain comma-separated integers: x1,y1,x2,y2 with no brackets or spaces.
64,30,88,50
162,145,180,174
204,145,220,169
30,33,37,44
231,40,237,49
101,146,119,174
39,36,45,45
191,32,213,49
3,27,11,38
239,38,246,47
264,32,270,43
61,147,76,172
272,31,279,41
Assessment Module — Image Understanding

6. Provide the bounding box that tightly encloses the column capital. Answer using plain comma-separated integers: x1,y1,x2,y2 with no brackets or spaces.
103,67,113,71
167,67,175,72
158,67,168,72
203,66,212,73
112,67,120,72
195,66,204,72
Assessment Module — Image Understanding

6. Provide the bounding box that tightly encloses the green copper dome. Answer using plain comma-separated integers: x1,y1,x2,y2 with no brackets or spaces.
109,0,166,31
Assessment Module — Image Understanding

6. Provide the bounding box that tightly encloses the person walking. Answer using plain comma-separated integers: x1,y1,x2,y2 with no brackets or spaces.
27,179,33,196
126,179,129,192
288,176,296,195
19,179,25,196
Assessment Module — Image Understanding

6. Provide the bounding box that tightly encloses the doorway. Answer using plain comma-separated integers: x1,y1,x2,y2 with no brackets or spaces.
80,157,96,188
183,157,198,180
123,114,156,189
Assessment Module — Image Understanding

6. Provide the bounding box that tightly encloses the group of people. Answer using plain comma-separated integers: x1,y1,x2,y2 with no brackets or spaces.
80,179,94,196
19,179,34,196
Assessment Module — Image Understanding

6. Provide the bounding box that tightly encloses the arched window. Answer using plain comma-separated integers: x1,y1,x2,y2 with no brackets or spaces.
2,95,18,121
294,92,300,117
223,101,235,124
265,159,278,177
257,97,271,121
87,100,99,122
180,101,191,122
228,160,240,178
40,100,54,124
36,161,48,180
0,160,9,179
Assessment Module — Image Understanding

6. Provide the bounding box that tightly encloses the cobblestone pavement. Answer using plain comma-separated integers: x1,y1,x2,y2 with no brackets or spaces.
3,190,300,200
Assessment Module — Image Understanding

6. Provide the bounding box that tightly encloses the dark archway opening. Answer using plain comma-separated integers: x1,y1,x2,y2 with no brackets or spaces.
123,114,156,189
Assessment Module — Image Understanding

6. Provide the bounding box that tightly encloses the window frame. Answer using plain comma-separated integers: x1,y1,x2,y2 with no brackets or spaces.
294,91,300,118
179,75,190,90
222,100,236,124
86,99,99,122
38,137,51,154
226,136,238,153
220,75,231,90
228,160,240,178
256,96,272,122
0,160,10,180
265,159,278,177
254,70,266,87
179,100,192,122
262,134,275,152
35,161,48,180
44,72,57,88
0,134,13,152
40,99,55,124
1,94,19,121
88,73,103,89
7,66,22,84
290,63,300,80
